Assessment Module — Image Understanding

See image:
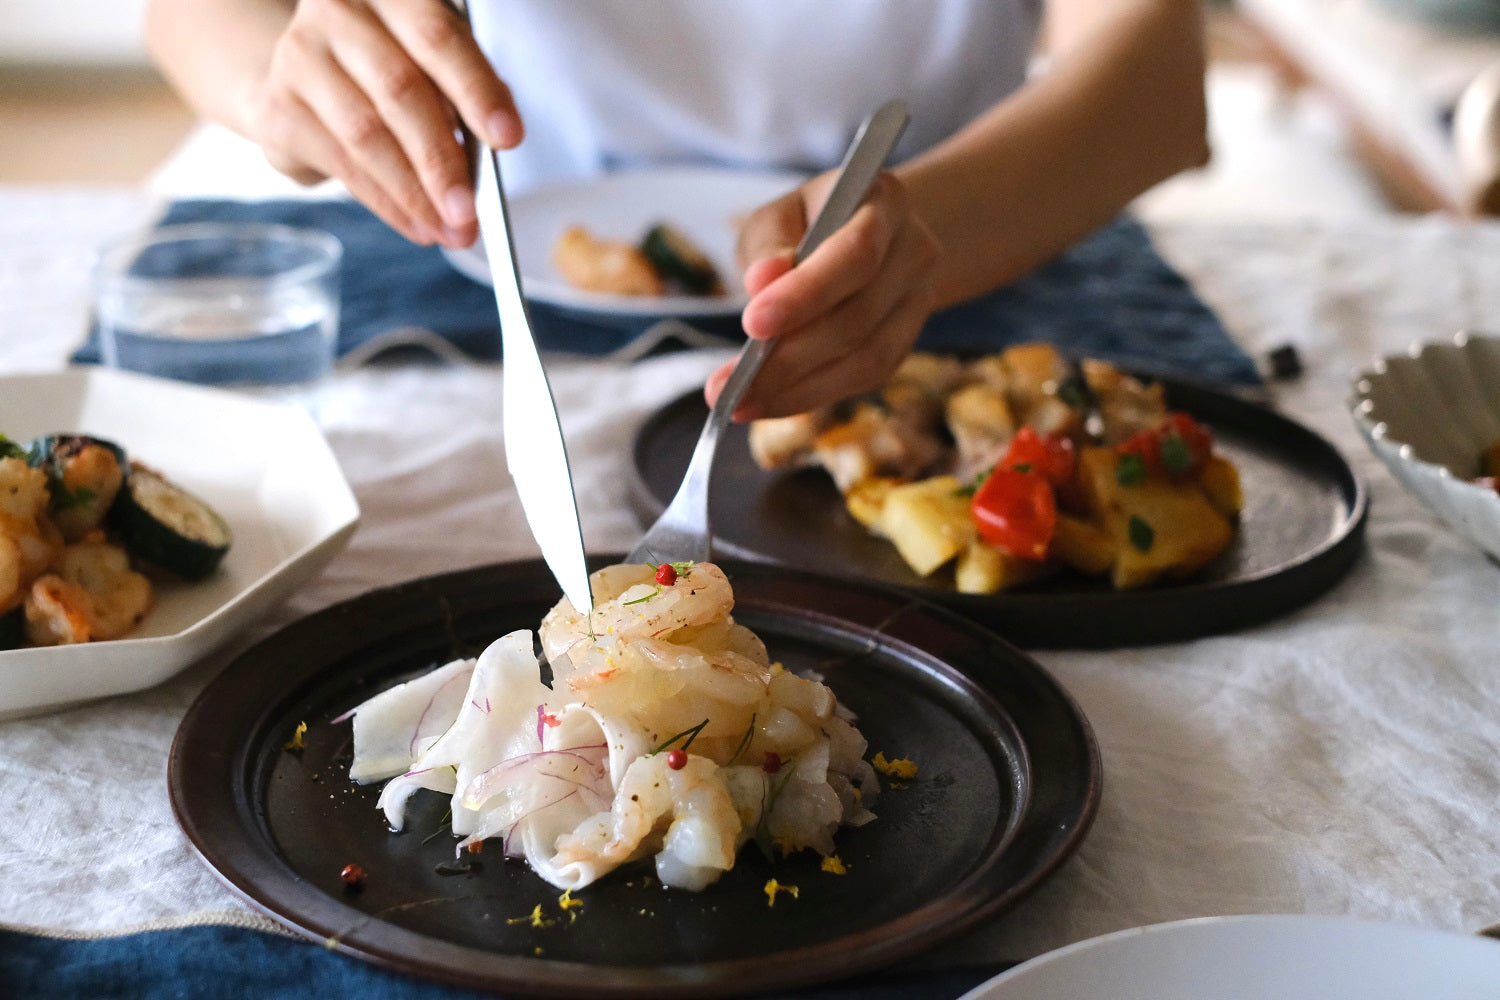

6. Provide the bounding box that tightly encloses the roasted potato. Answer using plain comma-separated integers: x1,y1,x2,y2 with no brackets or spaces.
879,476,974,576
1076,447,1233,589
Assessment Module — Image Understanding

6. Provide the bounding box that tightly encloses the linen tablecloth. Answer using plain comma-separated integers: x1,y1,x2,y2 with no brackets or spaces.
4,187,1500,997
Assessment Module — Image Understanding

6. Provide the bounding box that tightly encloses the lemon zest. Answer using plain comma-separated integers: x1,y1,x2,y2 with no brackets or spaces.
764,878,799,907
871,751,918,779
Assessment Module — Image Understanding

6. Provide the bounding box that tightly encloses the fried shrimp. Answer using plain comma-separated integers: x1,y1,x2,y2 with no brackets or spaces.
45,439,125,542
24,537,152,645
0,457,62,613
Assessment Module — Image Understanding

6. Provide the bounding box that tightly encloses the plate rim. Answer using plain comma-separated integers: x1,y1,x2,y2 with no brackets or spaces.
443,164,809,317
627,377,1370,648
956,913,1500,999
168,556,1100,998
0,365,360,716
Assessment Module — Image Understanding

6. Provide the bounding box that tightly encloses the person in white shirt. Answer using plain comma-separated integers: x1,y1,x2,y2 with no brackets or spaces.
144,0,1209,419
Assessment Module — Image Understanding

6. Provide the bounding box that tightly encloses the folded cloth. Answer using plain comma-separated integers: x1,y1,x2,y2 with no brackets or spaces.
73,198,1259,386
0,922,1004,1000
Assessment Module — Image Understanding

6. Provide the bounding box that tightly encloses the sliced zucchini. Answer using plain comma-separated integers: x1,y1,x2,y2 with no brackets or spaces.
26,434,127,542
640,223,725,295
108,461,232,580
0,606,23,651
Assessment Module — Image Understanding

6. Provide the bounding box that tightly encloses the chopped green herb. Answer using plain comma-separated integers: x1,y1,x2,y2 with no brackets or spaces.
754,767,796,861
668,560,694,576
727,712,757,765
1128,515,1155,552
1116,453,1146,486
623,585,663,606
48,480,98,511
1056,375,1089,410
953,467,991,498
651,719,709,755
1159,433,1192,475
423,804,455,844
1011,462,1033,475
0,435,26,461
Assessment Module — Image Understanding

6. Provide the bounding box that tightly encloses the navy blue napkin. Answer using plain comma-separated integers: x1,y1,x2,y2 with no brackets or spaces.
73,198,1259,386
0,923,1003,1000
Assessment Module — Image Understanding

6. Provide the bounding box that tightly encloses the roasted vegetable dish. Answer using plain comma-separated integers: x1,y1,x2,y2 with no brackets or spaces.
552,222,725,297
0,432,231,648
748,343,1243,592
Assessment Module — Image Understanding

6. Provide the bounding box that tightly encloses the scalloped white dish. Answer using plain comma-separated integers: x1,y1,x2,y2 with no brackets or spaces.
0,367,359,718
960,915,1500,999
1351,331,1500,562
443,165,807,320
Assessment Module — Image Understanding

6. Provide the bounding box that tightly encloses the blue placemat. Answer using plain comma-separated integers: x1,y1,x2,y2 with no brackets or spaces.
73,198,1260,386
0,922,1003,1000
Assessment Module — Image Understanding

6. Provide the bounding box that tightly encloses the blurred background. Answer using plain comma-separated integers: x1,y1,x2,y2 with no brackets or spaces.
3,0,1499,220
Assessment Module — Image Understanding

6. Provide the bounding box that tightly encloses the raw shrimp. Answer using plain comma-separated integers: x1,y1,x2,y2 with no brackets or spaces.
23,537,151,645
349,561,879,894
540,562,734,668
548,752,742,891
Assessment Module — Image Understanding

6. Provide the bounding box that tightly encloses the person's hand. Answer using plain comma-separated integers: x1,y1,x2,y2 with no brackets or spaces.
707,170,940,421
245,0,523,247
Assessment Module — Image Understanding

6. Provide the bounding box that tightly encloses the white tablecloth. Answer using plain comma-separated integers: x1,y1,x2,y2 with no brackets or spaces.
2,186,1499,969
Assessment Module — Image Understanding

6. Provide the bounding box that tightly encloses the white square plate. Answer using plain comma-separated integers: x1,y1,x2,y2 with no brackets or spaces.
0,367,359,717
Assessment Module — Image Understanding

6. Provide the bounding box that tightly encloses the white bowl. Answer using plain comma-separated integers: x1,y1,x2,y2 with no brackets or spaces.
1350,330,1500,561
0,367,360,718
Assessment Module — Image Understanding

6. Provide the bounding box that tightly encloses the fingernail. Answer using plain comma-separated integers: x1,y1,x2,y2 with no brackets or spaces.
744,303,784,339
443,186,475,228
487,112,519,148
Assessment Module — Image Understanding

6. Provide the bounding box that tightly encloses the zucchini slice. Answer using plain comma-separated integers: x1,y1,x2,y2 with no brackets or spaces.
109,461,232,580
0,606,23,651
640,223,725,296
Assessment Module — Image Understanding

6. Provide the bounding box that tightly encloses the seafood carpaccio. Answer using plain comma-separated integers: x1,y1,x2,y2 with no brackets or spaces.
345,562,878,892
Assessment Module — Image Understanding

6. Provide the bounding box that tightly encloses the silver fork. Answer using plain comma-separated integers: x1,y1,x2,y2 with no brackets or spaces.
625,99,910,566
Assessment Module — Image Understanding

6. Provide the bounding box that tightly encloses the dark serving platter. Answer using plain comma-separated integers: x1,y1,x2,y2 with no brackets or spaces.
628,381,1368,648
169,557,1100,999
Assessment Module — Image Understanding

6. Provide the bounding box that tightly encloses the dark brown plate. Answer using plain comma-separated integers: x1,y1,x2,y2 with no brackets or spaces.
628,381,1368,648
169,557,1099,999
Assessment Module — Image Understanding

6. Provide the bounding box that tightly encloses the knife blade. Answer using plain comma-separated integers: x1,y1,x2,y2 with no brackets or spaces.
473,144,593,614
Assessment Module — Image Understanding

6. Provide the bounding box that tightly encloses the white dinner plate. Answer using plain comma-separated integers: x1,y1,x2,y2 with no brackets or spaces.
0,367,359,718
443,165,807,320
960,914,1500,1000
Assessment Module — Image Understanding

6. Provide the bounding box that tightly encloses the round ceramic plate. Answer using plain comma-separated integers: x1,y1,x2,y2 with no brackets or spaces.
628,380,1368,648
444,166,806,321
169,557,1099,999
958,914,1500,1000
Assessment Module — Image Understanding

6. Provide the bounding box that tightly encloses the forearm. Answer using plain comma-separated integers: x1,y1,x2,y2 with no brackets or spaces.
895,0,1209,309
145,0,293,138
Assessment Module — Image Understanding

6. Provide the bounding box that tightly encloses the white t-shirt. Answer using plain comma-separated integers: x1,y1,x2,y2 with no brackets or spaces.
471,0,1044,193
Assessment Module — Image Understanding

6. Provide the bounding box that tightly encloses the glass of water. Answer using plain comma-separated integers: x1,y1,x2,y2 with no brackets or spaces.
94,223,342,386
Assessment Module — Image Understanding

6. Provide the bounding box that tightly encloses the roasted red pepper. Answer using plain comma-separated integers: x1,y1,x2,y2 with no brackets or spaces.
1117,412,1213,482
971,466,1056,561
999,426,1076,489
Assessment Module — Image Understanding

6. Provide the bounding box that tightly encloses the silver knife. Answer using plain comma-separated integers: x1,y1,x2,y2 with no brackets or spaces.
472,137,593,614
